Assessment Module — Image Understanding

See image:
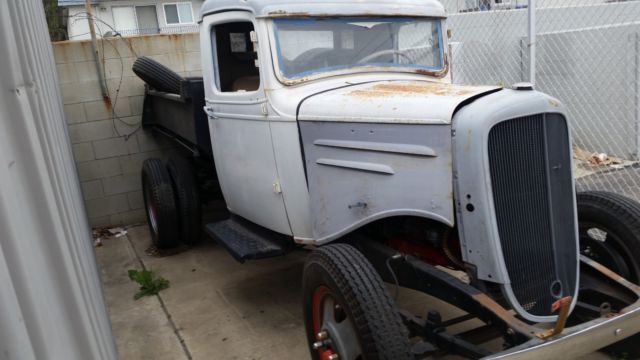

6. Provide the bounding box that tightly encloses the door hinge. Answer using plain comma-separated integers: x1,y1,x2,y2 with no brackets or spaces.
272,182,282,194
250,31,260,68
261,103,268,116
204,106,216,118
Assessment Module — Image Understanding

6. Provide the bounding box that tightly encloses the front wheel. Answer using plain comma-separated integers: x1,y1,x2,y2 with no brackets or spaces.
577,191,640,357
577,191,640,283
303,244,413,360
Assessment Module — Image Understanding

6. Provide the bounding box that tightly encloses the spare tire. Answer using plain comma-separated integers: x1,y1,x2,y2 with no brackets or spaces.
132,56,184,94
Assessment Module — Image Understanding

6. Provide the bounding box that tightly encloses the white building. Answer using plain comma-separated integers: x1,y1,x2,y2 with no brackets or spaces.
59,0,204,40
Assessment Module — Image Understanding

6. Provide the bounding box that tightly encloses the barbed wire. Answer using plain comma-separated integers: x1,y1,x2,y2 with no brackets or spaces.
68,11,141,140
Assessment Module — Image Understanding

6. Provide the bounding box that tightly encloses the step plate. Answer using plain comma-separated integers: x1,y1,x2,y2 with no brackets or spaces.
205,217,290,262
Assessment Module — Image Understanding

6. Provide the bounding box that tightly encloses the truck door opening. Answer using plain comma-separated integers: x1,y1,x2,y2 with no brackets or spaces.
212,22,260,92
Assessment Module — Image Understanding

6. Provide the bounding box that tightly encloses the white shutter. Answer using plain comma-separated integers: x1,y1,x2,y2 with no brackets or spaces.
112,6,137,32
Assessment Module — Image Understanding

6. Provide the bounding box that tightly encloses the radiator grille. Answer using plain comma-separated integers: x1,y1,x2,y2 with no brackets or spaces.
488,114,577,318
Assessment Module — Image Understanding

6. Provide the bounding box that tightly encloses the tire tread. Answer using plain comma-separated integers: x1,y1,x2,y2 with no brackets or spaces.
142,158,179,248
132,56,184,94
304,244,412,360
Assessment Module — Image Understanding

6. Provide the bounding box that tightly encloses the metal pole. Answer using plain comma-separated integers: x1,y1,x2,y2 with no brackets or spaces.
528,0,536,85
635,33,639,159
85,0,108,97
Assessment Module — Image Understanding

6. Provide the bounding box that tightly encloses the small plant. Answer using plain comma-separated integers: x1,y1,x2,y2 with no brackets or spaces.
128,269,170,300
614,353,629,360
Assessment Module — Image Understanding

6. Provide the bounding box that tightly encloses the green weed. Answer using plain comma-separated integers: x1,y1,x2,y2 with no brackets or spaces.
128,269,170,300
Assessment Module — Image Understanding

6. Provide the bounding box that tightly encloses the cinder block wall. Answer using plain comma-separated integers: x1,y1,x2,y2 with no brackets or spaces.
53,33,202,227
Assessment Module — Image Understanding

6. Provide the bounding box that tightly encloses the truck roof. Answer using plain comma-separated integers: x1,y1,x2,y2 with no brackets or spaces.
200,0,446,21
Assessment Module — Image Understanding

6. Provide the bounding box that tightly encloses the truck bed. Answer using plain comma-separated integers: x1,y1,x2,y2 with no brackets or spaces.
141,77,213,160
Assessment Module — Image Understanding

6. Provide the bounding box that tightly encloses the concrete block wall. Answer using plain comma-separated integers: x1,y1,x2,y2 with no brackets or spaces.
54,33,202,227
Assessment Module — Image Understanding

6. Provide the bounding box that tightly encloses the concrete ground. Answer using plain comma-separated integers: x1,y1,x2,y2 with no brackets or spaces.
95,225,613,360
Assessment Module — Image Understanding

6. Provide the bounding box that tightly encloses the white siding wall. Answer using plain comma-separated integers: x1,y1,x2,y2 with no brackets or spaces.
66,0,204,40
1,1,116,358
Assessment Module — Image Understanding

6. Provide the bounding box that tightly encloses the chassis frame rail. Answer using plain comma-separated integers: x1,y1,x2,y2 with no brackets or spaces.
354,240,640,359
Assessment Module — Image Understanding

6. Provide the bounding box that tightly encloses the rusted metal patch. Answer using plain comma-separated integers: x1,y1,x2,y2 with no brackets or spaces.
267,10,311,17
470,292,542,337
581,255,640,293
348,81,483,98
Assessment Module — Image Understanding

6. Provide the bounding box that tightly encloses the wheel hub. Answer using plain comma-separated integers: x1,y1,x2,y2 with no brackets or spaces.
312,287,361,360
580,223,637,282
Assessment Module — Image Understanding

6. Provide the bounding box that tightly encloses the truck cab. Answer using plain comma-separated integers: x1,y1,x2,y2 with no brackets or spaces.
199,0,496,243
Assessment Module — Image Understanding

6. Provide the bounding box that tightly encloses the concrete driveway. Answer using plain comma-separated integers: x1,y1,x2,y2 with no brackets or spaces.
95,225,613,360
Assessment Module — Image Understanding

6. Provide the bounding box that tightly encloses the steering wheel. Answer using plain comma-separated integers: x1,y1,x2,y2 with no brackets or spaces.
356,49,412,64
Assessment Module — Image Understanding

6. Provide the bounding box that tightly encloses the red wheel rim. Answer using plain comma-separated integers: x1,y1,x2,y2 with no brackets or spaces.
312,286,337,360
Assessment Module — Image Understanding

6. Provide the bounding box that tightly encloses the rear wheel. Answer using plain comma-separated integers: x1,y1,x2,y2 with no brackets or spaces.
303,244,413,360
142,158,180,249
167,156,202,245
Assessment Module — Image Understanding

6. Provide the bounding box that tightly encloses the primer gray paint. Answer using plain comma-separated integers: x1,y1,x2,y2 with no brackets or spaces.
300,121,454,243
452,88,580,323
200,0,446,20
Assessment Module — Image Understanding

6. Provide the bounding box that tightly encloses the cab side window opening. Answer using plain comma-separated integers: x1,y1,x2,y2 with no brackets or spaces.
212,22,260,92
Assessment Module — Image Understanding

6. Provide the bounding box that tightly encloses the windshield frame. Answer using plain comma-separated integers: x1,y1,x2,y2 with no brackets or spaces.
268,16,448,85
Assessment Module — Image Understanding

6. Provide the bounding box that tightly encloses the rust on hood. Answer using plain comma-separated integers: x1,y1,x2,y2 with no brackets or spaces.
267,10,311,17
348,81,483,98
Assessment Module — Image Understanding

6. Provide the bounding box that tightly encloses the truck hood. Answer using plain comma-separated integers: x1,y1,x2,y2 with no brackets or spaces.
298,80,500,124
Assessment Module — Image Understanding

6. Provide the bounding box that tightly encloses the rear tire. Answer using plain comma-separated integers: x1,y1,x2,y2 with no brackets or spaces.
303,244,413,360
142,158,180,249
167,156,202,245
132,56,184,94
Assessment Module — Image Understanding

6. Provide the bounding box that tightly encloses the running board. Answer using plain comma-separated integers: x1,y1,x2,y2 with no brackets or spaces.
204,216,292,263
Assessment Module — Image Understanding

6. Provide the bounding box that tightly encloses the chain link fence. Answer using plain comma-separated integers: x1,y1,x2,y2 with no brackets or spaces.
445,0,640,201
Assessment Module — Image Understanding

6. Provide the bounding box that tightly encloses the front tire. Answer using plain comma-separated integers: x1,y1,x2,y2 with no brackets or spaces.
577,191,640,283
303,244,412,360
577,191,640,357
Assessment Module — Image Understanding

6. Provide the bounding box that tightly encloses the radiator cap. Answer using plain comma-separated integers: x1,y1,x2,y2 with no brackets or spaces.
512,82,534,91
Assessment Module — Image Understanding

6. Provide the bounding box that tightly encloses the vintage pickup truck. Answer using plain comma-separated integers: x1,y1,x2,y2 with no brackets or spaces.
136,0,640,358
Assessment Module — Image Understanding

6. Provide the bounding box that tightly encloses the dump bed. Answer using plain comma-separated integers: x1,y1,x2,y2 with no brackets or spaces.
141,78,213,160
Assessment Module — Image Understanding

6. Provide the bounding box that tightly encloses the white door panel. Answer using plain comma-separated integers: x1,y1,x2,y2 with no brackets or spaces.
201,11,292,236
208,115,291,234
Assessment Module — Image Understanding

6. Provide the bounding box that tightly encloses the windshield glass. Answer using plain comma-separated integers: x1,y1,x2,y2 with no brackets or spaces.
272,17,444,81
